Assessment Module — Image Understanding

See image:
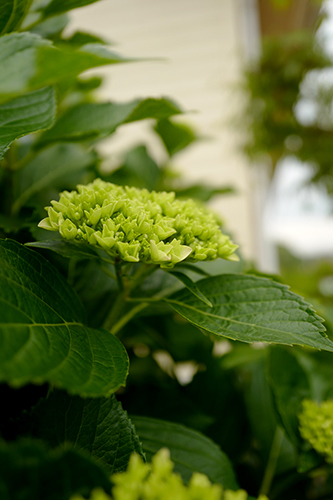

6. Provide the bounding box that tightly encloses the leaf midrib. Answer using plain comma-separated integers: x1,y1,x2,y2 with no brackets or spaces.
0,322,82,327
0,273,69,323
139,435,220,462
166,299,326,338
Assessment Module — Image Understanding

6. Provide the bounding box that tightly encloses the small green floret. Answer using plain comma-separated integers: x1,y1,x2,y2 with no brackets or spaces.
299,399,333,463
71,449,268,500
39,179,238,267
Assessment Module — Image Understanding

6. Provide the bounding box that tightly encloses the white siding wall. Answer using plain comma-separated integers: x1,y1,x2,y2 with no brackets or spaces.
69,0,256,260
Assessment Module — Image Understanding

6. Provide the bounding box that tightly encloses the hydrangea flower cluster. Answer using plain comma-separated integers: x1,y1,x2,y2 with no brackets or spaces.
39,179,238,267
299,399,333,463
70,449,268,500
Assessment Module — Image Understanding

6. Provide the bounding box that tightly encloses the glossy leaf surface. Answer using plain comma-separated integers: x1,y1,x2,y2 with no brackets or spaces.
0,86,55,161
0,239,129,396
167,274,333,351
131,416,238,489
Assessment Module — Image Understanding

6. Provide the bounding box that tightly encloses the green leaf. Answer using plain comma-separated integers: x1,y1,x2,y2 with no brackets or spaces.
0,214,27,233
0,86,55,161
39,98,182,144
26,239,101,261
61,30,110,48
297,449,323,474
0,239,129,396
0,439,111,500
175,184,235,202
172,262,211,277
154,118,197,157
167,274,333,352
0,1,14,34
167,270,213,307
31,13,69,38
105,145,161,191
43,0,102,18
12,143,97,213
220,344,266,370
267,347,311,447
131,416,238,489
294,350,333,402
0,0,32,35
30,391,145,474
0,32,131,104
243,357,297,475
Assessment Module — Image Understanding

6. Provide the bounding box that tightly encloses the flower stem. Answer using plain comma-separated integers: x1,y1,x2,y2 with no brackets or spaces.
259,426,284,497
100,265,116,281
110,302,150,335
103,290,127,332
109,283,181,334
115,259,124,291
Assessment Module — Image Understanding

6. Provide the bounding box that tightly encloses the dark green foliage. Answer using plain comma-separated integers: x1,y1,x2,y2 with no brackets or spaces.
0,0,32,35
12,143,97,213
39,98,182,144
30,391,145,474
0,2,333,499
0,439,111,500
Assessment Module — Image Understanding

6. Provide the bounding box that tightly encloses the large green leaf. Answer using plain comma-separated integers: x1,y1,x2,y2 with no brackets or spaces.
0,86,55,161
39,98,182,144
167,274,333,351
0,239,129,396
131,416,238,489
0,439,111,500
0,0,32,35
0,32,131,104
30,391,144,474
12,143,97,213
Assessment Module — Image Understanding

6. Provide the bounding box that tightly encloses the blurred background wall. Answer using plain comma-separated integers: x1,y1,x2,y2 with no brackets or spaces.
69,0,333,281
68,0,257,263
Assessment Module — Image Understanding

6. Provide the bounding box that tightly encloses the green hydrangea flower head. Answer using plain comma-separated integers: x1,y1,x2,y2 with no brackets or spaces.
39,179,238,267
299,399,333,463
111,449,223,500
71,449,268,500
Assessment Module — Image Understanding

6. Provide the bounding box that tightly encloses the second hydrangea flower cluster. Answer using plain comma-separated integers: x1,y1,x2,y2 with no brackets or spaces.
299,399,333,463
71,449,268,500
39,179,238,267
